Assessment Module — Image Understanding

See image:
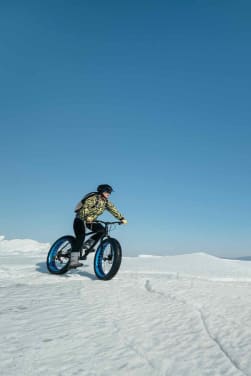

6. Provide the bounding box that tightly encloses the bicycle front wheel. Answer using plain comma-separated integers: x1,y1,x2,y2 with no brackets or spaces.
47,235,74,274
94,238,122,280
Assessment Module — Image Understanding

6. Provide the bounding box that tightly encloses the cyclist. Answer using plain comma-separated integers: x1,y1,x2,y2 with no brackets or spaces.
70,184,127,268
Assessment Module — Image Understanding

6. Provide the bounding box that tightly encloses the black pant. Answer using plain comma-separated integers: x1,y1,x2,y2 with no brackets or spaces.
73,218,105,252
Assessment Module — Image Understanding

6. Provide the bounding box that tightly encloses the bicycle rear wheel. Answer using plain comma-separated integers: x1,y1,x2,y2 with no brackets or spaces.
94,238,122,280
47,235,74,274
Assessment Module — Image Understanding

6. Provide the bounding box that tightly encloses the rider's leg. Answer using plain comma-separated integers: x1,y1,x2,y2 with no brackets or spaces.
70,217,86,267
80,222,105,259
86,222,105,242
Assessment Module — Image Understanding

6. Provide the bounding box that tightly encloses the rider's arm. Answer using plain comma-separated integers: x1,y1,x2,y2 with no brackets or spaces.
106,200,124,221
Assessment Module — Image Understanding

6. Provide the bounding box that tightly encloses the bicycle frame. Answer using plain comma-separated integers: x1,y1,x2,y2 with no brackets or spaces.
84,220,121,248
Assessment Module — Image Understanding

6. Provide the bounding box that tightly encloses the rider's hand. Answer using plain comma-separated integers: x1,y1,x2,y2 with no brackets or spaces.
120,219,128,224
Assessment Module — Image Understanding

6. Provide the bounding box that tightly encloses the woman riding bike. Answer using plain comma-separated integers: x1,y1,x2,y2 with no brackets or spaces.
70,184,127,268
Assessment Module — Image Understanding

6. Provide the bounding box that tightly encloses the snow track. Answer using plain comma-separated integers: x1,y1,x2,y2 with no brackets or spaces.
143,276,251,376
1,253,251,375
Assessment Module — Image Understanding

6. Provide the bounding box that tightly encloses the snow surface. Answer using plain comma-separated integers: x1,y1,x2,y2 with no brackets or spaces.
1,237,251,376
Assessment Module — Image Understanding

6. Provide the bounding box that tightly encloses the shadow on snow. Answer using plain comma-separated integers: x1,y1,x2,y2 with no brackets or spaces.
36,261,97,280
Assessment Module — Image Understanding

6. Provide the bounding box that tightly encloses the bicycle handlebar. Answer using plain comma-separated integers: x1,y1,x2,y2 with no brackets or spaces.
93,220,122,225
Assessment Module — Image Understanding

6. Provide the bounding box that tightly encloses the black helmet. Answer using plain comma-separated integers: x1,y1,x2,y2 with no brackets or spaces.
97,184,113,194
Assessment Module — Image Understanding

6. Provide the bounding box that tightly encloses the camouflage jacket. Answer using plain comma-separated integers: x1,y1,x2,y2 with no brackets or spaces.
76,193,124,223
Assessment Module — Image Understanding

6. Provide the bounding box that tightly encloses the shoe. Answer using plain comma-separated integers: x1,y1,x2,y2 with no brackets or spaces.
69,251,83,268
68,261,83,269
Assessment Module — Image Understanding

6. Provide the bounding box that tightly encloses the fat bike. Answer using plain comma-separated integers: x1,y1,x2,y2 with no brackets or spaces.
46,221,122,281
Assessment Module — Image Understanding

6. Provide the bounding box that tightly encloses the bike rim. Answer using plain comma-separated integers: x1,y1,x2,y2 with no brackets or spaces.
95,241,114,278
48,238,71,273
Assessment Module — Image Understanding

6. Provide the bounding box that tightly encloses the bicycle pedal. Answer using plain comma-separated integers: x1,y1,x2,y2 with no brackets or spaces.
87,249,95,253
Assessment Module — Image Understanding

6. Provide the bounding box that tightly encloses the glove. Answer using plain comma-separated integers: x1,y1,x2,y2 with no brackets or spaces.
120,218,128,224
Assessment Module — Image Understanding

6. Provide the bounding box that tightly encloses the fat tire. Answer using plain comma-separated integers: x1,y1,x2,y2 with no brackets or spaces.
47,235,75,274
94,238,122,280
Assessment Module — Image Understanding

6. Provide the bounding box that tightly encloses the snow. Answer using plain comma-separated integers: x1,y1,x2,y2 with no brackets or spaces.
0,235,50,255
1,237,251,375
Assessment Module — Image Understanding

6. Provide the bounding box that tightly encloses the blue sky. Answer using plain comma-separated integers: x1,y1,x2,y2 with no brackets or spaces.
1,0,251,257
